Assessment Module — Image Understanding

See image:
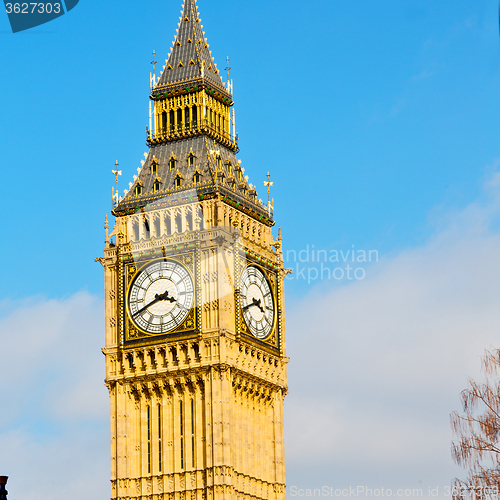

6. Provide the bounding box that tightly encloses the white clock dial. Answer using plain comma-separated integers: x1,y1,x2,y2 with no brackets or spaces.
240,265,275,339
128,260,194,334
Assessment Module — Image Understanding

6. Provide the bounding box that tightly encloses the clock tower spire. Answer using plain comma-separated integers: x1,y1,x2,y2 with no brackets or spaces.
99,1,288,499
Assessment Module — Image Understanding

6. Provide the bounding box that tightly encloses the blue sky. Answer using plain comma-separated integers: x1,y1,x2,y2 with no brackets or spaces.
1,0,500,498
1,0,499,301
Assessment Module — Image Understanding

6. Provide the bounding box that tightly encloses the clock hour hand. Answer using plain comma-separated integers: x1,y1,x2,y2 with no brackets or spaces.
160,290,176,303
242,297,265,313
254,298,265,313
133,290,176,317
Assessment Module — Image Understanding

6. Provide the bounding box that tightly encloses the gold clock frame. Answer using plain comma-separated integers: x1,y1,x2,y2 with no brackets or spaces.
121,251,198,346
237,259,280,351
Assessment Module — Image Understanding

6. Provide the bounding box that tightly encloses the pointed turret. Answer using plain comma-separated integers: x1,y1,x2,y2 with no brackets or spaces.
112,0,273,227
155,0,228,98
146,0,235,150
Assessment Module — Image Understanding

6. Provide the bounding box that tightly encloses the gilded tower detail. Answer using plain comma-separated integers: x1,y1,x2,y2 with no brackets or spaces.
99,1,288,498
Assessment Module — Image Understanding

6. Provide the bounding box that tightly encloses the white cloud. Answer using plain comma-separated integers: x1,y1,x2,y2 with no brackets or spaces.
0,292,107,423
0,293,109,500
284,170,500,494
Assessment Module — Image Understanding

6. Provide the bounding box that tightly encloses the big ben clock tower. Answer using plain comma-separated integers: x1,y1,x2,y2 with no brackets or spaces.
98,1,288,499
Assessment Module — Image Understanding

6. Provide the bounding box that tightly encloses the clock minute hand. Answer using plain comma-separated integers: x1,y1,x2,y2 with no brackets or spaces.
133,291,176,317
242,298,258,311
133,296,161,317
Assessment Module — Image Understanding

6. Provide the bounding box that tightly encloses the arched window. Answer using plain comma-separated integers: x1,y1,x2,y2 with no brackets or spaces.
180,401,184,469
147,405,151,474
193,172,201,184
190,399,195,468
153,180,161,192
143,217,150,239
175,177,182,188
186,212,193,231
177,109,183,131
154,218,161,237
151,159,158,175
192,106,197,126
158,403,162,472
169,158,176,170
188,154,195,167
185,107,190,127
175,212,182,232
169,110,175,132
162,111,167,133
165,215,171,235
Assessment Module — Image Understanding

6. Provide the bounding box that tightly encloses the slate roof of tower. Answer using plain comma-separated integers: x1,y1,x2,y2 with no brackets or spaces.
112,0,271,223
155,0,227,96
113,139,269,221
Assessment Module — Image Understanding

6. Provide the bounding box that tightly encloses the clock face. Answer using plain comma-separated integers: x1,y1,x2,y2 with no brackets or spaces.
127,260,194,334
240,265,275,339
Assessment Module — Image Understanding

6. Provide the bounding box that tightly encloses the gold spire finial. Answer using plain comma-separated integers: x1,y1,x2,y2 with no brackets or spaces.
151,49,157,73
225,56,231,81
112,161,122,185
264,172,273,216
150,50,158,89
112,161,122,206
105,214,109,246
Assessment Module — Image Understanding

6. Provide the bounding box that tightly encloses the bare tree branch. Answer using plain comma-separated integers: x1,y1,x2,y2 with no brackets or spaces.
451,348,500,499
